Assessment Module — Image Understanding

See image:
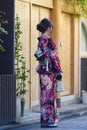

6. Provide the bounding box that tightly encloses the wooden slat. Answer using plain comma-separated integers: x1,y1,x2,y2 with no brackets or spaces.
16,0,53,8
31,5,40,107
32,0,53,8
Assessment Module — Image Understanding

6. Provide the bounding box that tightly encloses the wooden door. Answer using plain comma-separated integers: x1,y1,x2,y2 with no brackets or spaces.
59,12,73,95
31,5,50,107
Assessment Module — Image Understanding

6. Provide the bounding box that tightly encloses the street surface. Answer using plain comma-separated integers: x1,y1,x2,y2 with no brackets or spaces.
12,115,87,130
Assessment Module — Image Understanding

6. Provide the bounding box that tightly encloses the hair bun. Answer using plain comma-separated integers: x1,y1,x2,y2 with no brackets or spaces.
36,18,53,33
37,23,46,33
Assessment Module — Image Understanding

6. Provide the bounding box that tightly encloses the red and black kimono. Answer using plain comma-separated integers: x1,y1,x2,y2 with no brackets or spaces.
36,34,62,127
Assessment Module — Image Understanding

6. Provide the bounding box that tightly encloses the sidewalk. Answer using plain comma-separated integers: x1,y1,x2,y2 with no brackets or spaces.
0,103,87,130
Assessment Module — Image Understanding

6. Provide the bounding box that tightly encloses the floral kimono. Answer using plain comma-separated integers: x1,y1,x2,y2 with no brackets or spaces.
36,35,62,127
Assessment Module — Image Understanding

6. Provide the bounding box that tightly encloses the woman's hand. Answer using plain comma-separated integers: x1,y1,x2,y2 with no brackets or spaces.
56,73,62,80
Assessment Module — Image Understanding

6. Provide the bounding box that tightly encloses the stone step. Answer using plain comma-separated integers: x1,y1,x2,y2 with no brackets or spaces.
58,104,87,120
32,103,87,121
61,95,81,107
59,110,87,120
20,103,87,124
21,112,40,123
32,95,81,112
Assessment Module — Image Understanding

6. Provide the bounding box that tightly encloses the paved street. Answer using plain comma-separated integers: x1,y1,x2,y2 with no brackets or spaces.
11,115,87,130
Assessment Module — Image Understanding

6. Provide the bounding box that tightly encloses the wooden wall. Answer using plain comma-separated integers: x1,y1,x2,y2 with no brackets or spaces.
15,0,80,111
15,0,53,111
52,0,80,97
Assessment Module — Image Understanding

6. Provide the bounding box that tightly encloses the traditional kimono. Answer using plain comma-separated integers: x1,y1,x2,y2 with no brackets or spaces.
36,35,62,127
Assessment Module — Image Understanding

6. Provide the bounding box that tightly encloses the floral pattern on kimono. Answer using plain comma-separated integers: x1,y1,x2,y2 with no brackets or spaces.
36,35,62,126
40,74,57,125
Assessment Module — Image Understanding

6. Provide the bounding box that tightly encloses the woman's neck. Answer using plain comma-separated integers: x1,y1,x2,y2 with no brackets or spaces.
42,32,49,37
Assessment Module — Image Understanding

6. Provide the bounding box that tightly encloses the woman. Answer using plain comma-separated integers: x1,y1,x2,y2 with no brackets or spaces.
35,18,62,127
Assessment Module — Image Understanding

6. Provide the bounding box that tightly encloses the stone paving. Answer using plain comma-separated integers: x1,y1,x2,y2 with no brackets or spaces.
11,115,87,130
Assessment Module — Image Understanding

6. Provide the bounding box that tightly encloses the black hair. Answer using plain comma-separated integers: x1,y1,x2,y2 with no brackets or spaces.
37,18,54,33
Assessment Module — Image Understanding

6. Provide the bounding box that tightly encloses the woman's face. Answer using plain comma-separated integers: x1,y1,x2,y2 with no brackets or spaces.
50,26,53,33
47,26,53,34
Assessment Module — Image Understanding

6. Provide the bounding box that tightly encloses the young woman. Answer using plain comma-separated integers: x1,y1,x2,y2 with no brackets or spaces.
35,18,62,127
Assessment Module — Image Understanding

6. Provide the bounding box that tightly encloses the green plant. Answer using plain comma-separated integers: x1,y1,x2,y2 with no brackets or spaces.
15,15,31,101
0,11,8,52
67,0,87,18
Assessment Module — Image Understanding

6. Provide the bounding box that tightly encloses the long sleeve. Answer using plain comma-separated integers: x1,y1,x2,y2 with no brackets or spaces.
49,41,62,73
36,35,62,74
38,36,50,57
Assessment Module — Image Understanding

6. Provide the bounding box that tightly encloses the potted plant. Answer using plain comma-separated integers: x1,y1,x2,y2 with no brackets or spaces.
15,15,31,117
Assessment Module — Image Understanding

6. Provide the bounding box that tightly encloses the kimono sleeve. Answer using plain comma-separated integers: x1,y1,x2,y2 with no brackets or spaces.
50,41,62,73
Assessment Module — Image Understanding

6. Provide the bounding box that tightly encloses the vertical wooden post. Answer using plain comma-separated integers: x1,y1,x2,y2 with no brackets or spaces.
51,0,62,107
51,0,61,46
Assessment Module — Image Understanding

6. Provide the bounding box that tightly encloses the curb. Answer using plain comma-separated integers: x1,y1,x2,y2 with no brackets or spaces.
1,111,87,130
1,104,87,130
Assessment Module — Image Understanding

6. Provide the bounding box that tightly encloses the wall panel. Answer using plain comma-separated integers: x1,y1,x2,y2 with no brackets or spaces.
15,0,31,111
31,5,51,107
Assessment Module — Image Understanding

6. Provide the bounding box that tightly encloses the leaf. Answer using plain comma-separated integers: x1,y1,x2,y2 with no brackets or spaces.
67,0,87,18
